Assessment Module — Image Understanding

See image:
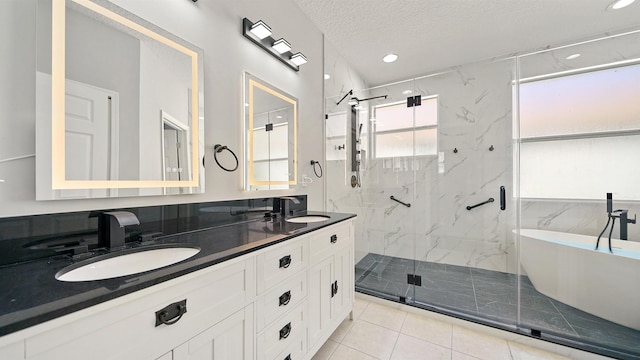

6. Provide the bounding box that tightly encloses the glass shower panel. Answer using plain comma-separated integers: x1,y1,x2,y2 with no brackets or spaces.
406,59,519,327
517,30,640,358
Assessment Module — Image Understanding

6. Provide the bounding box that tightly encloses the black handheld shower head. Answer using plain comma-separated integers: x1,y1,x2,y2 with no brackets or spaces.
607,192,613,214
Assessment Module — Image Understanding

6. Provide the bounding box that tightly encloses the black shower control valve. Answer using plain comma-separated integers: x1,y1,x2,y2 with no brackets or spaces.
279,290,292,306
330,234,338,243
279,255,292,269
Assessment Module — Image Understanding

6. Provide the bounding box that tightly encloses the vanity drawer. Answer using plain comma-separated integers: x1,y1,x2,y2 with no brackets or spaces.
309,222,351,263
271,331,307,360
257,302,306,360
25,258,254,360
256,237,308,294
255,272,307,332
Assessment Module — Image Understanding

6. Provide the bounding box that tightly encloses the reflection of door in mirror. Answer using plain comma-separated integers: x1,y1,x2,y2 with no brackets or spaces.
161,110,190,195
245,73,298,191
36,72,119,200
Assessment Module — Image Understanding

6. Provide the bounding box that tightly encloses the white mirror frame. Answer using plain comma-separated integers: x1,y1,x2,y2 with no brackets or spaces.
50,0,200,189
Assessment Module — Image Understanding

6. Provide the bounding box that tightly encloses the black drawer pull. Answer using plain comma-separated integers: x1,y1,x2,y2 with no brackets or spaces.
284,355,291,360
330,234,338,244
155,299,187,327
279,255,292,268
279,290,292,306
334,280,338,295
279,322,292,340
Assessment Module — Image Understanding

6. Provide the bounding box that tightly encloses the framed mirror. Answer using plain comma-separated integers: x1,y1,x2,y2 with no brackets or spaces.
35,0,204,199
244,73,297,191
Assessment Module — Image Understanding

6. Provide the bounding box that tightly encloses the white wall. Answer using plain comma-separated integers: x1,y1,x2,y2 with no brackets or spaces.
0,0,325,217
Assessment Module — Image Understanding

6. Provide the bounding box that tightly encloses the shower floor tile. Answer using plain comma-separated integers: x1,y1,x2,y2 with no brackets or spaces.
355,253,640,359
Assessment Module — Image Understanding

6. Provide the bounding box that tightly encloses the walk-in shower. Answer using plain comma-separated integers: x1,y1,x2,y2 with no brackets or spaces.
325,28,640,359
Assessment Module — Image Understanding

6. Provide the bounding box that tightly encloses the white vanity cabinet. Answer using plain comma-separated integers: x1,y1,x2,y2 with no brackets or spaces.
306,222,354,357
0,341,23,360
0,218,355,360
162,305,254,360
22,257,255,360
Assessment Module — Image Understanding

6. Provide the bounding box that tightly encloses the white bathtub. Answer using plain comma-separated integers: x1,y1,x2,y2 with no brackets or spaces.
519,229,640,331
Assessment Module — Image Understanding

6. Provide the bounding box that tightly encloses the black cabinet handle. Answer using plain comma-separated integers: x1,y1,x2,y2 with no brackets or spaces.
330,234,338,244
279,255,292,268
279,322,292,340
155,299,187,327
331,280,339,298
500,186,506,211
279,290,292,306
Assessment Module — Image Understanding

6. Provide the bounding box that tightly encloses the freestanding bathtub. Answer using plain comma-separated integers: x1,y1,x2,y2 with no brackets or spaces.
519,229,640,331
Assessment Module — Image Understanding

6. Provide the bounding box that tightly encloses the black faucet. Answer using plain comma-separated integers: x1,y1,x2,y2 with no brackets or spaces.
611,209,636,240
276,196,301,217
99,211,140,249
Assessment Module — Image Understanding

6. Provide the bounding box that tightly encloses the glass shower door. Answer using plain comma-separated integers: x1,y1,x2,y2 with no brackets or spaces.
408,59,519,329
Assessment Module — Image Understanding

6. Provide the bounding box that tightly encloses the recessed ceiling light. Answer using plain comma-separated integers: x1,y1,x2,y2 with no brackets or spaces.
402,90,413,95
383,53,398,63
609,0,635,10
566,53,581,60
324,74,331,80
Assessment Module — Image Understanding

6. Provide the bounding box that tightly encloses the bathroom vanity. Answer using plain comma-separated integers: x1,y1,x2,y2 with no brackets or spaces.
0,205,355,360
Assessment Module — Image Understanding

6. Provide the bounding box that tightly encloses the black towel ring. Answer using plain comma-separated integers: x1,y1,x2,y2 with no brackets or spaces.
213,144,238,172
311,160,323,178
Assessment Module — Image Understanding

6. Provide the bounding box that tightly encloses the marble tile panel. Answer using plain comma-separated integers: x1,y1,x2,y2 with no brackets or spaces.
327,344,377,360
508,341,572,360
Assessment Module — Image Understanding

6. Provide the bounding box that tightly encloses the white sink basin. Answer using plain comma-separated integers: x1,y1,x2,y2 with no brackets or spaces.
285,215,331,223
55,246,200,282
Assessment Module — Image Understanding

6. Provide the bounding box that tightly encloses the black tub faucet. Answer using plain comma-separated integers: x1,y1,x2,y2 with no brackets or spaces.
611,209,636,240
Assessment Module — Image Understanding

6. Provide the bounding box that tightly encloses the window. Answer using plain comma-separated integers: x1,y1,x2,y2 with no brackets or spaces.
372,96,438,158
519,64,640,200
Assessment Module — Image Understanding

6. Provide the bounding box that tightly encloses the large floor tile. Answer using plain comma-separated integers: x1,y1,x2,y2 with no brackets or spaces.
352,298,370,319
312,339,339,360
329,318,355,343
401,312,452,348
359,301,407,331
390,334,451,360
341,320,400,360
329,344,377,360
452,350,482,360
452,326,511,360
508,341,571,360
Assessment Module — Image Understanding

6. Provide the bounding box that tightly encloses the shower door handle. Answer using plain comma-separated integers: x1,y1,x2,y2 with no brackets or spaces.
500,186,506,211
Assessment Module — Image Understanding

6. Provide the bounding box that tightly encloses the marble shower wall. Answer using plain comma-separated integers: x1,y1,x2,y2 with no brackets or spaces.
327,58,519,274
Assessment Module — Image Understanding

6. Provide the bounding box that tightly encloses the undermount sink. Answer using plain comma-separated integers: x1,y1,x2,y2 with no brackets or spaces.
285,215,331,223
55,245,201,282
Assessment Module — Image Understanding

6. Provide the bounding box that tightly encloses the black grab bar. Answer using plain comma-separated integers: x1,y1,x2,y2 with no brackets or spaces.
390,196,411,208
466,198,494,210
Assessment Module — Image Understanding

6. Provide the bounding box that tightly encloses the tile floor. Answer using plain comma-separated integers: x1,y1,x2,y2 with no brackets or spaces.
311,297,605,360
355,254,640,357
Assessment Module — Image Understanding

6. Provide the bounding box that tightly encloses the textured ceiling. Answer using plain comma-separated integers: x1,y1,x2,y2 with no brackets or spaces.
291,0,640,86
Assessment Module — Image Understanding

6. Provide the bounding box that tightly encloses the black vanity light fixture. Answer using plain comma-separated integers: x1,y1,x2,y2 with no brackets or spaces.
242,18,307,71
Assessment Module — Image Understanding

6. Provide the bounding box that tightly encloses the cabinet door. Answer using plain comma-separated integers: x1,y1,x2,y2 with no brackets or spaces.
175,305,254,360
307,257,334,348
332,245,353,321
0,341,23,360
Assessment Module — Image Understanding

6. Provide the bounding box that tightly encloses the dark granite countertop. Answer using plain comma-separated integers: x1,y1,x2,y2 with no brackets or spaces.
0,211,355,337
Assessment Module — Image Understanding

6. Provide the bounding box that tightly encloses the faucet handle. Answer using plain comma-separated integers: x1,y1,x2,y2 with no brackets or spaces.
630,214,637,224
